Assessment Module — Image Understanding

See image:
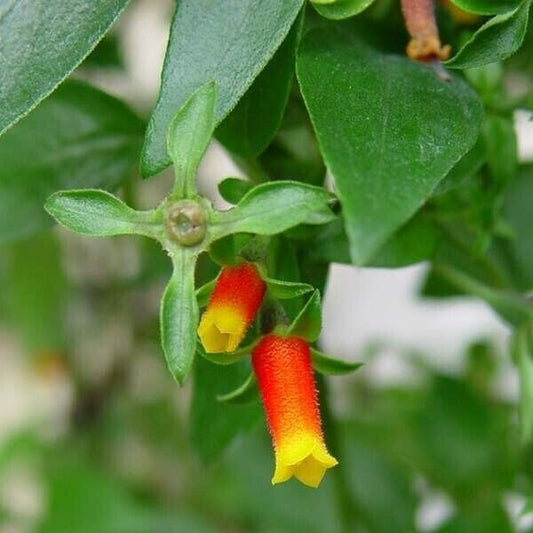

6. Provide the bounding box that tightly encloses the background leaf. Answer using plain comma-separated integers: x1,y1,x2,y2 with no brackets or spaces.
311,349,362,375
141,0,304,176
297,26,482,264
449,0,523,15
0,80,144,243
191,356,260,461
0,0,130,136
218,178,254,205
160,250,199,384
446,2,531,69
45,190,161,239
211,181,334,239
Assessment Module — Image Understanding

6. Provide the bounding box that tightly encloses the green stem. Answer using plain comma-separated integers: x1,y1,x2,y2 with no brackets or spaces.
319,375,364,533
513,324,533,446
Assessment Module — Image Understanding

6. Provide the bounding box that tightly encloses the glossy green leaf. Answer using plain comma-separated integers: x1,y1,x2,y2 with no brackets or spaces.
217,373,259,404
287,290,322,342
0,0,130,136
449,0,522,15
215,16,301,157
264,277,314,299
211,181,334,239
45,190,162,239
191,356,259,461
141,0,304,177
311,348,363,375
160,251,199,384
446,2,530,69
0,80,144,243
218,178,254,205
312,0,376,20
297,27,482,264
166,82,216,196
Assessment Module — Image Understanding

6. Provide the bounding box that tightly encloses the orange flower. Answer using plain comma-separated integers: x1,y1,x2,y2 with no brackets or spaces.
198,263,266,353
252,335,338,488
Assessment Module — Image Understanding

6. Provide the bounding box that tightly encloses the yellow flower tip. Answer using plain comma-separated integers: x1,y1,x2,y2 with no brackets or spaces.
272,442,338,489
197,307,246,353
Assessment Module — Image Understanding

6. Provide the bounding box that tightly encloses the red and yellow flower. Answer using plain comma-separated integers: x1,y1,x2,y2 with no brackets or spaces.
252,334,338,488
198,262,266,353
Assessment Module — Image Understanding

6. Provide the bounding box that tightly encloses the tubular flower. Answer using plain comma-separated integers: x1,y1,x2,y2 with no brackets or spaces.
252,335,338,488
198,262,266,353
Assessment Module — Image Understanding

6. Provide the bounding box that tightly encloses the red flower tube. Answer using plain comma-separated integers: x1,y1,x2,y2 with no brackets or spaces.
198,262,266,353
252,334,338,488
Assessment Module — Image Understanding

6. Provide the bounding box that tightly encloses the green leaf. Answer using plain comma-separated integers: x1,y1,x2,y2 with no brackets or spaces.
211,181,334,239
4,232,67,352
217,373,259,404
312,0,376,20
482,113,518,184
0,0,130,136
45,190,162,239
166,82,216,196
512,324,533,445
191,356,260,461
311,348,363,375
264,277,314,299
287,290,322,342
141,0,304,177
449,0,522,15
215,15,301,157
218,178,254,205
297,27,482,264
446,2,530,69
0,80,144,243
160,250,199,384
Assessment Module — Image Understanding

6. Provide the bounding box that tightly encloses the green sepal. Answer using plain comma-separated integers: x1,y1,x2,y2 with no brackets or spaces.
286,290,322,342
45,189,163,240
446,1,530,69
209,234,251,266
312,0,376,20
198,343,255,366
210,181,335,240
166,81,216,197
160,250,199,384
196,278,217,308
311,348,363,375
218,177,254,205
217,373,259,404
262,276,314,300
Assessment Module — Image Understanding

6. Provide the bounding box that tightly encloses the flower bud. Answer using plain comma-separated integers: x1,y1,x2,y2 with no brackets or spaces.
198,262,266,353
252,335,338,488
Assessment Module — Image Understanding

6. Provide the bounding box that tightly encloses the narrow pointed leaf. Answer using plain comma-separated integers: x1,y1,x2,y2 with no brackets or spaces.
160,251,199,384
0,0,130,136
287,290,322,342
211,181,335,239
166,82,216,196
0,80,144,243
446,2,530,69
217,373,258,404
264,277,314,299
198,343,254,366
311,348,363,375
141,0,304,176
297,27,482,264
45,190,162,239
